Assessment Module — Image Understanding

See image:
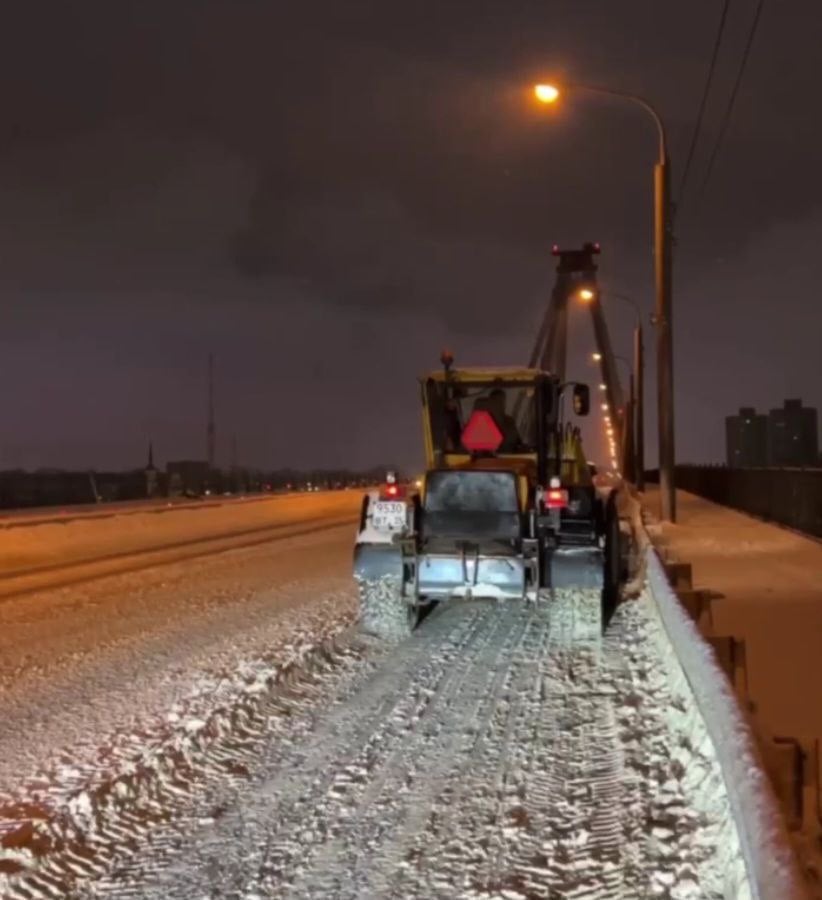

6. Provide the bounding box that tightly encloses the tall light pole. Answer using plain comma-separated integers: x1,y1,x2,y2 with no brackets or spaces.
613,354,635,483
579,287,631,481
604,291,645,492
634,321,645,491
534,82,674,520
578,288,645,491
207,352,216,472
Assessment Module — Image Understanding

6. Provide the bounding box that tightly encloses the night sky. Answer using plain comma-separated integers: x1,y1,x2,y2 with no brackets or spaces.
1,2,819,474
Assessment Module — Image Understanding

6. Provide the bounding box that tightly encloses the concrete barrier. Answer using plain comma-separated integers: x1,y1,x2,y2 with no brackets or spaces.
645,550,807,899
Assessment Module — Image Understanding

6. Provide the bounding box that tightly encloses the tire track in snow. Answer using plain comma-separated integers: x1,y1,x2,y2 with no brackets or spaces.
382,590,627,900
398,602,556,898
247,600,522,898
496,592,625,899
87,599,492,897
120,595,634,900
9,590,751,899
284,601,541,898
241,590,742,900
0,597,364,899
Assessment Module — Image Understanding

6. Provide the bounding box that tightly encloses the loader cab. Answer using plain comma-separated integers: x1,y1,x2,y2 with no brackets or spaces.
420,365,597,535
421,368,558,472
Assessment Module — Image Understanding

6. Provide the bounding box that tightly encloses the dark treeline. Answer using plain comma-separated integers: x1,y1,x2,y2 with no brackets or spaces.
0,464,400,510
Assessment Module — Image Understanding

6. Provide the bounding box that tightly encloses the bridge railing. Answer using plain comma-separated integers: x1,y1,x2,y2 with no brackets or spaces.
644,465,822,538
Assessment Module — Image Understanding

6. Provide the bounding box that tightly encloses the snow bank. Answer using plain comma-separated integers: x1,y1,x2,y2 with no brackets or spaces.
645,549,807,900
0,589,359,896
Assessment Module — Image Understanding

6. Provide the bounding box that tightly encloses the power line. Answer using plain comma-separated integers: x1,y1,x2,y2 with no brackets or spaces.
207,352,216,470
699,0,766,196
676,0,732,213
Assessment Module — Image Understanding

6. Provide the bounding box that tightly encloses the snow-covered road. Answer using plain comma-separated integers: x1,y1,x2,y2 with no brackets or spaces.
0,490,361,599
0,524,358,882
1,527,751,899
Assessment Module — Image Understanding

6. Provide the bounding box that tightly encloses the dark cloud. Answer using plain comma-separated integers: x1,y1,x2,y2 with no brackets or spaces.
0,1,820,471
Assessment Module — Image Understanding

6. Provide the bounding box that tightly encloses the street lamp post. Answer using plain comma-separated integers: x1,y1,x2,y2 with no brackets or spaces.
603,292,645,492
634,323,645,491
613,354,635,483
579,288,645,491
535,82,674,520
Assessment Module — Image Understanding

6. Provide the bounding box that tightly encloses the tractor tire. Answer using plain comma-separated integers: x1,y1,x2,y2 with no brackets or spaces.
357,576,418,642
602,492,621,629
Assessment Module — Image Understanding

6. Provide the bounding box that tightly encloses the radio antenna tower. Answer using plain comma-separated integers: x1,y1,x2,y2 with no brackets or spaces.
207,352,216,469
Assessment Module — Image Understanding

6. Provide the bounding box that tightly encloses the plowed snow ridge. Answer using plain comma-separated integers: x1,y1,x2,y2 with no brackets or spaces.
2,588,751,899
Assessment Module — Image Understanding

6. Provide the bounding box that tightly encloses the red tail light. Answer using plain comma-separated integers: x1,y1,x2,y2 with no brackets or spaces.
380,482,406,500
546,488,569,509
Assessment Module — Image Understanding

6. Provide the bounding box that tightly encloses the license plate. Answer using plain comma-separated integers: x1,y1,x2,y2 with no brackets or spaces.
372,501,407,531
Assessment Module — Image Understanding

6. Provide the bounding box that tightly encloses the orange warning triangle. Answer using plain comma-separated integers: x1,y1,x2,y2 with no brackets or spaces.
461,410,504,453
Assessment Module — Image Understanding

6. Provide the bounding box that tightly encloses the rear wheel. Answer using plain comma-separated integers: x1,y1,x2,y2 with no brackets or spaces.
602,492,621,628
358,576,418,641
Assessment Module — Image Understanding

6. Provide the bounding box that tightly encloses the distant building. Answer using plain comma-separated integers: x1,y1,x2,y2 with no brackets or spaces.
725,407,768,467
145,442,159,498
726,399,819,468
767,399,819,467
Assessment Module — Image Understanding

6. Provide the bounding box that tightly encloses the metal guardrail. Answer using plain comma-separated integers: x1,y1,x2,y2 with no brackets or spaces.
771,737,807,832
816,739,822,830
647,466,822,538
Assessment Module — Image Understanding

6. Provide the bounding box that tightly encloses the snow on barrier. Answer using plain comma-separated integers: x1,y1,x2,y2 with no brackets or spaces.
645,547,807,900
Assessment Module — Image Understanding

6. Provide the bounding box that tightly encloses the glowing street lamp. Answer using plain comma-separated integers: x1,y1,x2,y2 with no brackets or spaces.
534,83,560,104
592,352,602,362
532,77,674,520
578,287,595,302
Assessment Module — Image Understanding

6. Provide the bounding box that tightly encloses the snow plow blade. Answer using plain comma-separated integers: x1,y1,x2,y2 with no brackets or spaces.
415,550,530,601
